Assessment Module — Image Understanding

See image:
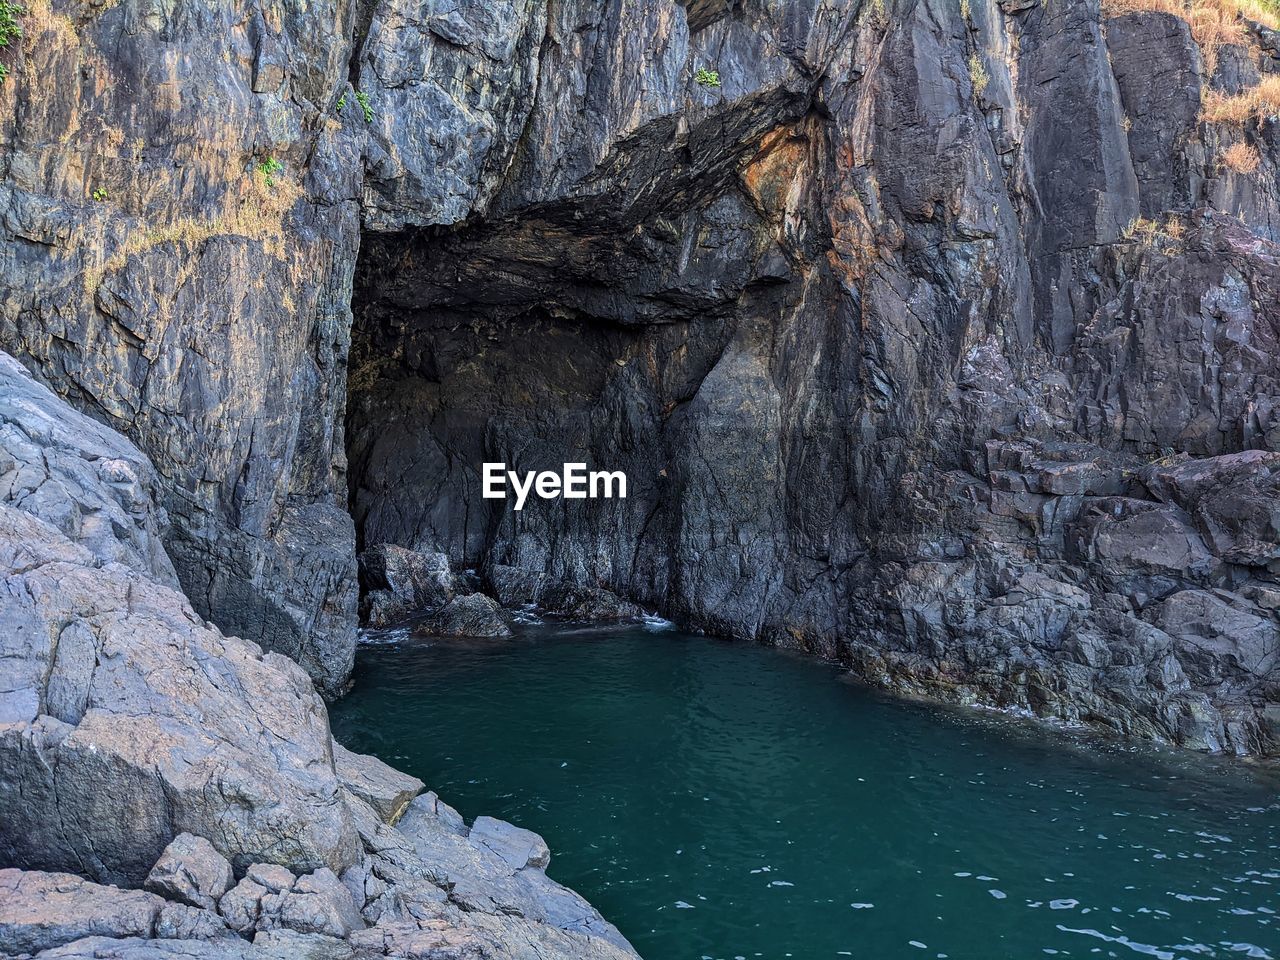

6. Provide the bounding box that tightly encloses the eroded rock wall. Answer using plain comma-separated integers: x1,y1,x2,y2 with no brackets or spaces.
0,0,362,694
348,0,1280,753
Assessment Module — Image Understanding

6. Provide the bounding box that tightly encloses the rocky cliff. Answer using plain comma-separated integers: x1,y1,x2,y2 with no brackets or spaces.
347,0,1280,754
2,0,1279,754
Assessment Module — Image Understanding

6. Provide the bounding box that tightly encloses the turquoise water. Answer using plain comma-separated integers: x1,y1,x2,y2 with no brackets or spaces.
329,624,1280,960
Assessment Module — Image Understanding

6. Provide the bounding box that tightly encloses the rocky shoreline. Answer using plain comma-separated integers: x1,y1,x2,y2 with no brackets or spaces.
2,0,1280,952
0,355,635,958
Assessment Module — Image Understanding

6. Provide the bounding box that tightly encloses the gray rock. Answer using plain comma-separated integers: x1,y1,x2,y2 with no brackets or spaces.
0,506,361,885
398,791,470,839
154,903,232,941
0,868,165,954
218,878,270,935
0,0,362,693
145,834,236,912
359,544,455,627
333,743,424,825
470,817,552,871
0,353,178,588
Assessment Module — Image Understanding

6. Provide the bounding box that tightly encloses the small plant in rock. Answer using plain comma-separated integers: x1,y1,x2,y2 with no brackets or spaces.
257,156,284,188
694,68,721,88
355,91,374,122
1121,216,1162,244
92,187,108,202
0,0,23,83
968,54,989,97
1222,140,1262,173
336,92,347,112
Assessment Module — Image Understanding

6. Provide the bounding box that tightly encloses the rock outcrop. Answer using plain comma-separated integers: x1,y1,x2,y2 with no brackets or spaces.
0,352,636,959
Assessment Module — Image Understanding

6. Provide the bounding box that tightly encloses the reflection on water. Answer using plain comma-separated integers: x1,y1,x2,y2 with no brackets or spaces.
330,625,1280,960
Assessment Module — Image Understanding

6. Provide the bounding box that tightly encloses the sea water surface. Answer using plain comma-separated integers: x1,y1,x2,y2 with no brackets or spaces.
329,624,1280,960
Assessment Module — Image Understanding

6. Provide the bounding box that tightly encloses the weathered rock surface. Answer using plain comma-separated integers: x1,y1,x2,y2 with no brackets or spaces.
358,544,455,627
4,0,1279,777
0,353,178,588
0,869,171,955
145,835,235,913
411,593,513,639
0,504,362,883
333,742,424,825
343,0,1280,754
0,0,361,695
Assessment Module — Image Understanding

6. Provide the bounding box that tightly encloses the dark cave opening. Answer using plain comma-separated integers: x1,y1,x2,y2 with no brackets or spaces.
340,142,858,642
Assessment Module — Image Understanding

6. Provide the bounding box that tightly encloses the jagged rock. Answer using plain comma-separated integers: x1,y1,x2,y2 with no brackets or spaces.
413,594,512,638
215,865,363,939
470,817,552,872
154,903,232,941
0,505,361,884
333,743,424,825
487,567,642,622
218,878,271,935
398,791,470,839
0,353,178,588
0,0,362,694
359,544,456,626
145,834,236,912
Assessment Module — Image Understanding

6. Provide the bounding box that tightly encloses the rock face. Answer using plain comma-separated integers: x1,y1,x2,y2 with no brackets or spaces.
2,0,1278,756
342,0,1280,754
0,350,635,959
0,504,363,884
0,0,361,695
0,353,178,588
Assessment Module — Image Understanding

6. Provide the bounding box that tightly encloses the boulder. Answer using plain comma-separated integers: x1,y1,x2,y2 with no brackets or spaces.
414,594,512,638
218,878,271,935
145,834,235,912
470,817,552,871
333,743,424,825
486,566,641,622
359,544,455,626
215,866,363,939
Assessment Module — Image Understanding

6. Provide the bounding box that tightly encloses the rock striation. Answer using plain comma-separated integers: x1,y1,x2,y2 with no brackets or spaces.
0,352,636,958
